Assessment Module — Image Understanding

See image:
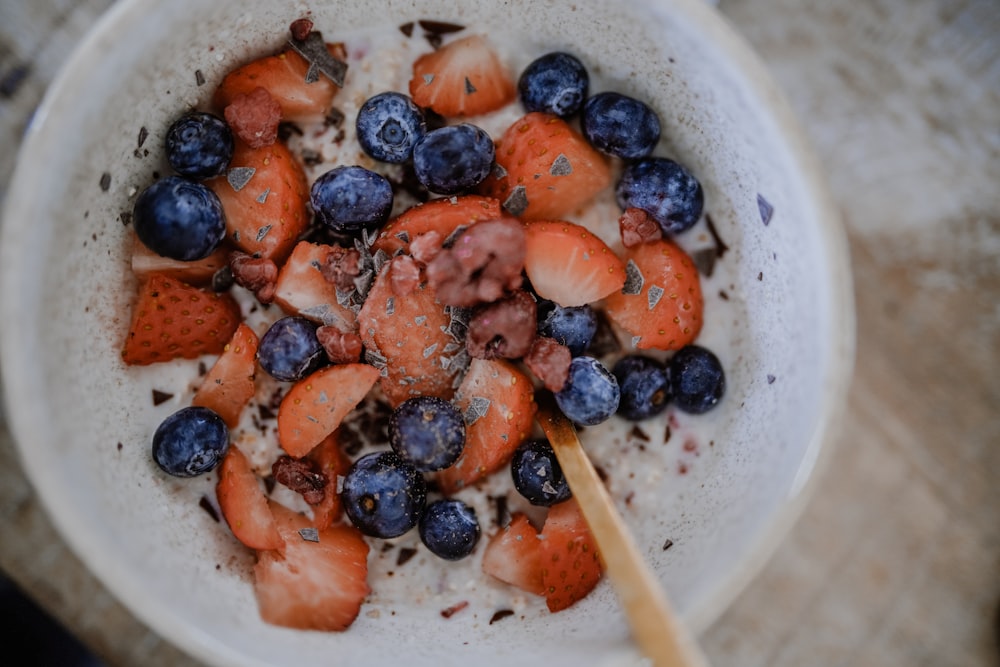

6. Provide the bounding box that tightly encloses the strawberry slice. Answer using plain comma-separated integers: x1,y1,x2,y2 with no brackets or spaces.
539,499,603,612
437,358,536,493
129,233,229,286
603,238,704,350
409,34,515,117
215,444,284,551
272,240,358,333
371,195,502,257
522,220,626,308
357,266,459,407
480,113,611,220
214,44,345,122
307,432,352,530
121,273,241,365
277,363,380,458
254,501,370,632
206,139,309,263
481,513,545,596
192,323,258,428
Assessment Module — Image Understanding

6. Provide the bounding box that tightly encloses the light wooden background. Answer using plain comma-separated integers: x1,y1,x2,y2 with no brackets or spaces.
0,0,997,665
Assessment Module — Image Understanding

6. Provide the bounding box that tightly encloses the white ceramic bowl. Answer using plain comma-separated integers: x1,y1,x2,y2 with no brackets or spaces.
0,0,852,665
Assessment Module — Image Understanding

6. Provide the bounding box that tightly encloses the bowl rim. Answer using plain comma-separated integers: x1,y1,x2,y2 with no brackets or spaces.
0,0,855,662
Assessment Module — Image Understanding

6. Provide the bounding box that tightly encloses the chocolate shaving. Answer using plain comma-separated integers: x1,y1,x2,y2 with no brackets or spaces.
629,425,651,442
117,442,123,451
396,547,418,566
588,310,622,357
211,265,234,292
199,496,220,523
440,601,469,618
152,389,173,406
325,107,346,128
137,126,149,148
464,397,491,425
492,494,510,527
756,194,774,226
399,21,415,37
767,374,776,384
258,404,276,421
0,63,30,99
464,77,477,94
647,285,664,310
425,33,443,50
418,20,465,34
256,188,270,204
298,527,320,543
691,248,717,277
288,32,348,87
719,290,729,301
705,213,729,257
119,211,132,226
623,259,644,295
503,185,529,217
489,609,515,625
194,69,205,86
493,162,508,179
99,172,111,191
662,538,674,551
549,153,573,176
227,167,255,191
300,148,323,166
277,121,303,142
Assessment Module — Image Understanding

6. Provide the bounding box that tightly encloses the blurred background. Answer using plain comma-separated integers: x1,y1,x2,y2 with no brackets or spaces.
0,0,997,665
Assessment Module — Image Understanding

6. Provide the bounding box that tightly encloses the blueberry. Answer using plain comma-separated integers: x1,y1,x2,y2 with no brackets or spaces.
537,300,597,356
616,157,704,235
388,396,466,472
341,451,427,538
669,345,725,414
311,165,394,236
581,92,661,159
518,52,589,117
257,316,326,382
132,175,226,261
418,499,481,560
356,92,426,164
510,439,572,506
152,406,229,477
612,355,671,421
554,356,620,426
412,124,495,195
165,111,234,180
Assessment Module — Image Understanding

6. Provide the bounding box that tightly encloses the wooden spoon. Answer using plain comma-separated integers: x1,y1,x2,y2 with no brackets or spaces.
536,392,710,667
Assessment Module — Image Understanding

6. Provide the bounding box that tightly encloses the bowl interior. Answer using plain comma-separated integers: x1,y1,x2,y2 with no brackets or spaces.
0,0,850,665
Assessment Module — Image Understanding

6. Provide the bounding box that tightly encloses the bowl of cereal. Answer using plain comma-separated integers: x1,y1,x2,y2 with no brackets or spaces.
0,0,853,665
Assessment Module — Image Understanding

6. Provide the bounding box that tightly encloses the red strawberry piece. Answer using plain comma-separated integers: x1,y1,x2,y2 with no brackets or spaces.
603,238,704,351
357,266,459,407
371,194,502,257
129,233,229,286
437,358,536,493
538,499,603,612
409,34,515,117
522,220,627,307
215,44,345,122
277,363,380,458
272,240,358,333
121,273,241,365
480,112,611,221
481,513,545,596
215,444,284,551
206,139,309,263
307,432,353,530
192,323,258,428
254,501,370,631
224,86,282,148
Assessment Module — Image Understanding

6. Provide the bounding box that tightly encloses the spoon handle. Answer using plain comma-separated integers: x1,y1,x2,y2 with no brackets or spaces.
536,395,710,667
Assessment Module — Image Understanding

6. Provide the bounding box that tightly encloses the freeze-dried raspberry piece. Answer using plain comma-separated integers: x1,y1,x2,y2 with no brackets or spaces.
289,18,314,42
224,86,282,148
409,230,443,264
524,337,571,392
316,326,363,364
619,207,662,248
229,251,278,303
272,455,327,505
320,246,361,291
466,290,537,360
426,218,525,307
389,255,420,297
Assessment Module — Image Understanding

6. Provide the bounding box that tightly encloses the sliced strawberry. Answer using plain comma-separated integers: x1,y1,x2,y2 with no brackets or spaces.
480,112,611,221
272,240,358,332
192,323,258,427
603,238,703,351
409,34,515,117
307,432,352,530
215,45,345,122
481,513,545,596
215,444,284,551
356,266,459,406
224,86,282,148
538,499,603,612
522,220,626,308
437,358,536,493
277,363,380,458
129,233,229,286
254,501,370,631
371,195,502,257
206,139,309,263
121,273,241,365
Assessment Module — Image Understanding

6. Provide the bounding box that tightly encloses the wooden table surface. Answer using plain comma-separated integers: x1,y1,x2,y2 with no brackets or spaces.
1,0,997,665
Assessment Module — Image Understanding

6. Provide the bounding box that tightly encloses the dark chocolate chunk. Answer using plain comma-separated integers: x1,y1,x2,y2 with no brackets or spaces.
489,609,515,625
199,496,220,523
399,21,415,37
325,107,346,128
288,31,348,87
152,389,173,406
137,126,149,148
622,259,644,295
117,442,123,452
757,194,774,226
691,248,717,278
629,425,651,442
767,374,776,384
396,547,418,566
277,121,303,142
502,185,529,217
99,172,111,191
119,211,132,226
662,538,674,551
418,20,465,34
298,527,320,543
195,69,205,86
425,33,443,50
227,166,255,191
492,494,510,527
